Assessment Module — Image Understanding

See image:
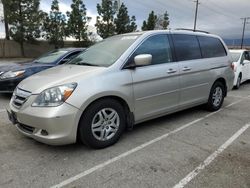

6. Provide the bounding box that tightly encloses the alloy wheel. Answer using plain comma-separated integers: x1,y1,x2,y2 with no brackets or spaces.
212,87,223,107
91,108,120,141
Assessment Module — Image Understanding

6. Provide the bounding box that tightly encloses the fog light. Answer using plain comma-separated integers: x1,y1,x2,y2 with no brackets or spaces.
41,130,48,136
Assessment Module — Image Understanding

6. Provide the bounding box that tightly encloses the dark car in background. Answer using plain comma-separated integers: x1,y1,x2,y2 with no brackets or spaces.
0,48,85,93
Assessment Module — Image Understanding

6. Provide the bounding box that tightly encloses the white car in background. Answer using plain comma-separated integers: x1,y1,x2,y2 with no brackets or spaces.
230,49,250,89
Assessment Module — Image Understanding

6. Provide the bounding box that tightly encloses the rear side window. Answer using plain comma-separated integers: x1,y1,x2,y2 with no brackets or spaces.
131,34,173,65
172,34,202,61
198,36,227,58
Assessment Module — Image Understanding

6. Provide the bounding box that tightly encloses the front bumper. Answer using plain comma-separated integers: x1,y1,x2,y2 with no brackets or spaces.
0,77,23,93
8,95,82,145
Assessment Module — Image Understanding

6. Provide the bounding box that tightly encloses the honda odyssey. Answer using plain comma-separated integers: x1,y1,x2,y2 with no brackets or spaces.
7,30,234,148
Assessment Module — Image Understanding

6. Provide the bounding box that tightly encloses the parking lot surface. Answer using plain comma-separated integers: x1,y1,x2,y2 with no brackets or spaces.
0,84,249,188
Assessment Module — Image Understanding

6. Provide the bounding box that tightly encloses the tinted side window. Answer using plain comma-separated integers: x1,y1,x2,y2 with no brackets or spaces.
198,36,227,58
131,34,173,65
59,51,82,64
172,34,202,61
244,51,250,61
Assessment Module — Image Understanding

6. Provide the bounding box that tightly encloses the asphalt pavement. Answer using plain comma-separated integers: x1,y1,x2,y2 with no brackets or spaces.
0,83,249,188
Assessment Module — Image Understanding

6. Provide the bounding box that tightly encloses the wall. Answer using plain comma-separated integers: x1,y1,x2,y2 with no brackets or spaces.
0,40,77,58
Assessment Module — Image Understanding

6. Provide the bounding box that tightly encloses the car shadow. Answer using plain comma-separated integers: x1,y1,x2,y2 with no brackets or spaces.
0,93,12,99
30,105,205,153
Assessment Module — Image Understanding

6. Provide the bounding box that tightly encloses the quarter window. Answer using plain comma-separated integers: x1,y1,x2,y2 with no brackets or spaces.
172,34,202,61
198,36,227,58
131,34,173,65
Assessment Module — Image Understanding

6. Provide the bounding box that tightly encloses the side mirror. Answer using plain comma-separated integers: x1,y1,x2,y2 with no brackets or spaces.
134,54,152,66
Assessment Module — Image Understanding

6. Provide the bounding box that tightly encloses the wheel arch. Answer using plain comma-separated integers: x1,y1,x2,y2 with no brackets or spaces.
213,77,227,97
76,95,135,142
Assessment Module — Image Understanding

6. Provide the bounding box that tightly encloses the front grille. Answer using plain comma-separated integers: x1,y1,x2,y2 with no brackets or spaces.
12,88,32,109
18,124,35,134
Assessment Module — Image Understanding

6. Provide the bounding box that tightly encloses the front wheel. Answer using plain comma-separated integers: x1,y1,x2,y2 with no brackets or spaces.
206,82,225,111
234,75,241,89
78,99,126,149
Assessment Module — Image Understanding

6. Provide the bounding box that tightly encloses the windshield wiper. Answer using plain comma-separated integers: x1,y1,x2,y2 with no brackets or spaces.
75,62,100,67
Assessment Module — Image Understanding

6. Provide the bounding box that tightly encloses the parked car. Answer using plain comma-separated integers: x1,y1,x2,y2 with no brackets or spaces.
0,48,85,93
7,30,234,148
230,49,250,89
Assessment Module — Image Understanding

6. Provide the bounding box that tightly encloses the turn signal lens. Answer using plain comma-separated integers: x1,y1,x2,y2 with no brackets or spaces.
63,89,74,101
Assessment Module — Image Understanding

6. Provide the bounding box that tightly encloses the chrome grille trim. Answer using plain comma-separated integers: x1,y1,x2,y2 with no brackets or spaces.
12,88,32,109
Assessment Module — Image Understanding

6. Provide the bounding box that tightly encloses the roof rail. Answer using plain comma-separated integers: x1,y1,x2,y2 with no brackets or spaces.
175,28,210,34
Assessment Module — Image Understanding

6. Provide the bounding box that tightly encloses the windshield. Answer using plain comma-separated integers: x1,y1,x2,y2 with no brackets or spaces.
34,50,69,64
230,52,241,62
68,34,140,67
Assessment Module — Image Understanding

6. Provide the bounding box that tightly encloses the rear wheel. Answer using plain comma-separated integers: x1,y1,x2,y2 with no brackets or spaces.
206,82,225,111
78,99,126,149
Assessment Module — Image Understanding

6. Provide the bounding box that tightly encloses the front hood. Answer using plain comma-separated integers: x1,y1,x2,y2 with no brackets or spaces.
18,64,106,94
0,62,52,72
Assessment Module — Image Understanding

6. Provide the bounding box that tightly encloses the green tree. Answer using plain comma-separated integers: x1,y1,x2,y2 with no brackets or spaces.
66,0,91,42
141,20,147,31
6,0,42,56
128,16,137,32
141,11,157,31
155,11,170,30
43,0,67,48
114,3,137,34
162,11,170,29
95,0,116,39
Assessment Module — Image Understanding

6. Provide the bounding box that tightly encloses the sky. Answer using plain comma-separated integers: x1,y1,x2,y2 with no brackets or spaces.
0,0,250,39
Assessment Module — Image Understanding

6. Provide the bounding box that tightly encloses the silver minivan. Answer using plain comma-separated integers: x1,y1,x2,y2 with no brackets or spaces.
7,30,234,148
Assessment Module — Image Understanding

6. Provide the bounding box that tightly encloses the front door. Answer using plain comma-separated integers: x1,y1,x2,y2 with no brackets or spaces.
129,34,180,122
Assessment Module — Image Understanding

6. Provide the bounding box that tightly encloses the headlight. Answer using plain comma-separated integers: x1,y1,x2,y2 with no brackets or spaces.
0,70,25,79
32,83,77,107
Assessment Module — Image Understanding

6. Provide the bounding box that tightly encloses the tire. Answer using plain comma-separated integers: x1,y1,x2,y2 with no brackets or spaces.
206,82,225,112
78,99,126,149
234,75,241,90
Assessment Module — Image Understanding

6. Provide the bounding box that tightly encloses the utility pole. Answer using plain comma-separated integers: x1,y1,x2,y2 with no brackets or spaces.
193,0,200,31
240,17,250,49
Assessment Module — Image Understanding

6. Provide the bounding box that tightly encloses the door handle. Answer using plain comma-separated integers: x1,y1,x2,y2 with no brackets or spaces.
167,68,177,74
182,67,192,71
